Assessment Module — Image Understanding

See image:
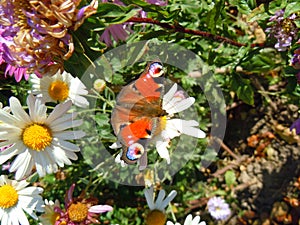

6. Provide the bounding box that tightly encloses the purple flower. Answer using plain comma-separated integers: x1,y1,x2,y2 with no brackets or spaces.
296,71,300,84
265,9,298,51
291,48,300,70
0,0,98,79
54,184,113,225
146,0,168,6
0,143,12,170
290,118,300,134
4,64,29,82
1,162,10,171
100,24,130,47
99,0,167,46
207,196,231,221
138,0,168,21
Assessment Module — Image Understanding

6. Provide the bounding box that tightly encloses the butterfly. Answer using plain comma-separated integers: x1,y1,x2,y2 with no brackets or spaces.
111,61,167,165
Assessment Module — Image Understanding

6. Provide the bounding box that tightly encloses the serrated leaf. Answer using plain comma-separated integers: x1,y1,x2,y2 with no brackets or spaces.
284,2,300,18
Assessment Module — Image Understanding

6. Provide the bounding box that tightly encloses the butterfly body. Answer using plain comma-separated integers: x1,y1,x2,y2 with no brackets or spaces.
111,61,166,164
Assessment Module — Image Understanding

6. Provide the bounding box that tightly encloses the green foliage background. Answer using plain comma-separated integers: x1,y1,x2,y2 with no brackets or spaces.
1,0,300,224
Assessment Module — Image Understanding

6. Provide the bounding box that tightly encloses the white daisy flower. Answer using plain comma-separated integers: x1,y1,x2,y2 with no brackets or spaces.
167,214,206,225
0,94,85,180
30,70,89,108
153,83,206,163
0,175,44,225
144,186,177,225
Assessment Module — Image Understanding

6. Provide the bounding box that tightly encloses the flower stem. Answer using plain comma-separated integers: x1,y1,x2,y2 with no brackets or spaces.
127,17,265,48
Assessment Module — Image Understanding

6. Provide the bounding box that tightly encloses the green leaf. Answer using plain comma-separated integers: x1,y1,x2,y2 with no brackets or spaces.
206,0,225,33
225,170,236,187
121,0,169,17
284,2,300,18
268,0,287,14
95,55,113,83
95,113,110,127
96,3,140,24
230,74,255,105
240,48,280,73
229,0,253,14
212,189,227,196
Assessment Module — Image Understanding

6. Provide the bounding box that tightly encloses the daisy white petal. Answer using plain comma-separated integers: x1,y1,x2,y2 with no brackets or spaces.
9,97,31,125
155,189,166,210
53,130,86,140
27,95,47,123
167,119,206,138
50,118,83,132
155,141,170,164
159,190,177,210
54,139,80,152
163,83,178,106
115,152,127,167
0,143,24,165
165,97,195,114
9,150,33,180
49,113,77,128
144,186,155,210
0,109,24,128
45,100,73,124
110,142,122,149
167,214,206,225
166,222,180,225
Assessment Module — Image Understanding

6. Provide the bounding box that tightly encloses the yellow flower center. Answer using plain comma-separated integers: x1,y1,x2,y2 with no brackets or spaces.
145,210,167,225
152,116,168,137
59,222,67,225
0,185,19,209
48,80,70,102
282,18,295,34
160,116,167,130
57,219,67,225
22,123,53,151
67,202,89,222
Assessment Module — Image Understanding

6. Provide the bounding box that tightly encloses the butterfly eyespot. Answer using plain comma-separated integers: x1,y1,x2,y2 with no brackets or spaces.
122,143,145,164
149,62,164,78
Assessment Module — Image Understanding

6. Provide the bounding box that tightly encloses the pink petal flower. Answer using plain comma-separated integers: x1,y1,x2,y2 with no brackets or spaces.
89,205,113,213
